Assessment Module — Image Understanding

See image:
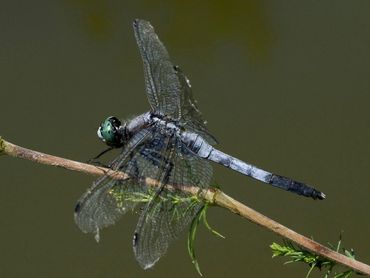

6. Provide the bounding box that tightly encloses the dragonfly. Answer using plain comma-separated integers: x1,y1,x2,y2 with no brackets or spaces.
74,19,325,270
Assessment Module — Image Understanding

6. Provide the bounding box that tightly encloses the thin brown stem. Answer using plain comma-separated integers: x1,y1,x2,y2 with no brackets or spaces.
1,137,369,275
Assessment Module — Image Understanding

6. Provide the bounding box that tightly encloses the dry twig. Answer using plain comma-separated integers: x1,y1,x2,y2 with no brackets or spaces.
1,137,369,275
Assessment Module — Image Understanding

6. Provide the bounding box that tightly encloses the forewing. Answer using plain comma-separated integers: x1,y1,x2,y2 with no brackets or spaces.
133,19,181,119
133,19,217,144
74,128,153,239
133,137,213,269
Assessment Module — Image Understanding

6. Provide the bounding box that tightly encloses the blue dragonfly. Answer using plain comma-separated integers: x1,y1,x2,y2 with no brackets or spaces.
75,19,325,270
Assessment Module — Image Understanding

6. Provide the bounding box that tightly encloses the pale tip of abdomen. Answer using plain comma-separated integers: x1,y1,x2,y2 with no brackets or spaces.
314,190,326,200
319,192,326,200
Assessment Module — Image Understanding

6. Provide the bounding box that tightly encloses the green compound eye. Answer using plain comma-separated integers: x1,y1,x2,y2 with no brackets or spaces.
97,116,123,147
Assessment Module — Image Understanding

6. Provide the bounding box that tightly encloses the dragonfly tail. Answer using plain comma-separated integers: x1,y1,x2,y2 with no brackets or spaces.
206,147,326,200
268,174,326,200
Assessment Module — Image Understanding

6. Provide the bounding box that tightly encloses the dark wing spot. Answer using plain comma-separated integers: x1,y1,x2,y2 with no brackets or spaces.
74,202,82,213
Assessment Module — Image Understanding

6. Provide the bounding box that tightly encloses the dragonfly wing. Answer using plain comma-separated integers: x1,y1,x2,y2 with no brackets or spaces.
133,136,213,269
133,19,182,119
74,128,153,239
134,19,216,144
175,66,217,145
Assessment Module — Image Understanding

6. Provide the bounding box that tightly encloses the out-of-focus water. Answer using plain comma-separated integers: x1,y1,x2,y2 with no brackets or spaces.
0,1,369,277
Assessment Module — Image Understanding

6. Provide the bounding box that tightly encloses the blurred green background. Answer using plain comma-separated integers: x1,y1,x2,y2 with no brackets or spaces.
0,1,369,277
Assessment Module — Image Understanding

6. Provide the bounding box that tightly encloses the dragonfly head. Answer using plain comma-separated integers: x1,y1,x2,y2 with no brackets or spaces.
97,116,124,147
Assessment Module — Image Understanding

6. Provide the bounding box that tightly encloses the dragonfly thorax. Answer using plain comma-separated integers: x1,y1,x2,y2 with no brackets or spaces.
151,115,182,137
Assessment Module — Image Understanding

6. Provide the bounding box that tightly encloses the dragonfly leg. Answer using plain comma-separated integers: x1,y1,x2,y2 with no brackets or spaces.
87,147,114,167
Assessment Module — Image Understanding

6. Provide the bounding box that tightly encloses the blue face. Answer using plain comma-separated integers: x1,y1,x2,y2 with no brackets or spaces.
97,116,123,147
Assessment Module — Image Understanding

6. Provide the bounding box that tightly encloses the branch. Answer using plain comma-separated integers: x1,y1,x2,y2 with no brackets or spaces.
1,137,369,276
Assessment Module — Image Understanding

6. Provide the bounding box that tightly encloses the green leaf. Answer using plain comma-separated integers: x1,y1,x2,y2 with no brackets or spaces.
187,203,225,276
188,205,205,276
201,203,225,239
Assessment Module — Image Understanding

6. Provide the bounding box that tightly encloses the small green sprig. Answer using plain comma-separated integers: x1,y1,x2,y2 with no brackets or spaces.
110,186,199,205
271,234,363,278
187,203,225,276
